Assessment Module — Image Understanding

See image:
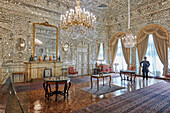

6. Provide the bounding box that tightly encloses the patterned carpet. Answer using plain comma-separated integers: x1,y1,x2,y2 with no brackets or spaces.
73,81,170,113
14,83,44,93
14,74,120,93
81,84,125,96
14,82,57,93
71,73,120,84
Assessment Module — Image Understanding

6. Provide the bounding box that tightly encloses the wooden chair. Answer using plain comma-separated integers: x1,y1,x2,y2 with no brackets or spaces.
43,68,53,98
130,65,136,71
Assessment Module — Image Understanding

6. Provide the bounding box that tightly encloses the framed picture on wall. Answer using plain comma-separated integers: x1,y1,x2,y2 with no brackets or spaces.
43,68,52,78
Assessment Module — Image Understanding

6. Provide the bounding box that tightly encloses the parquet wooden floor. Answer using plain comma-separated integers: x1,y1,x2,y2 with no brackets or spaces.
6,74,164,113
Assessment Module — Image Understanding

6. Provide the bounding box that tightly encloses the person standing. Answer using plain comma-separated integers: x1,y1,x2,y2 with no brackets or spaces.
140,56,150,80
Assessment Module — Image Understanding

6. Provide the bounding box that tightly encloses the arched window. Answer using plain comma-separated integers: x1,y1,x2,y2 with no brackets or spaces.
98,43,104,60
113,39,127,72
145,34,163,76
136,34,164,76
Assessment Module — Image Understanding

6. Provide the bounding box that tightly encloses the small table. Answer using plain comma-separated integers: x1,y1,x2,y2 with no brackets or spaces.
91,74,111,90
120,70,136,82
43,76,71,101
12,72,26,83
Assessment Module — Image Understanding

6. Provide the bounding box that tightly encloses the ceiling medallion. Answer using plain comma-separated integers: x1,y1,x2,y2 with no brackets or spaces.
60,0,96,33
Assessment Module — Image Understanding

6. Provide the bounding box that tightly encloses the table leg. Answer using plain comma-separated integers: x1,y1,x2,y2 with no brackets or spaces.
64,83,67,100
91,76,93,89
97,78,99,90
120,72,122,81
43,82,47,98
46,84,49,100
131,73,132,83
109,76,111,87
55,83,58,101
134,74,136,82
67,82,71,96
49,85,52,92
124,74,126,80
103,77,104,86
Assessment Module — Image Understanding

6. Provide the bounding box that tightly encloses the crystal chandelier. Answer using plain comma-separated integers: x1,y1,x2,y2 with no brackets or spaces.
122,0,136,48
60,0,96,32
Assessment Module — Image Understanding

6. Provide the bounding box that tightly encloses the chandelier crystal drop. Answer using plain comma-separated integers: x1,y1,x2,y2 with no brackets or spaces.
122,0,136,48
122,30,136,48
60,0,96,32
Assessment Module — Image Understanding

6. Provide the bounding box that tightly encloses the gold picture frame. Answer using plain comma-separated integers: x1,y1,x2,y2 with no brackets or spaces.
33,22,58,61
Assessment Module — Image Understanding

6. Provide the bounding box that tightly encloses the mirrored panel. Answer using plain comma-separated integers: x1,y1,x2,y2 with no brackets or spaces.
33,22,58,61
15,38,26,51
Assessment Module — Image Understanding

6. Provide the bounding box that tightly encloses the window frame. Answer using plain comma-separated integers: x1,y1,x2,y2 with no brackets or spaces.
97,42,105,61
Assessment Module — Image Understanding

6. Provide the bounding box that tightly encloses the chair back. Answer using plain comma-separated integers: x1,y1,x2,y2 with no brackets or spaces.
130,65,136,71
69,67,74,72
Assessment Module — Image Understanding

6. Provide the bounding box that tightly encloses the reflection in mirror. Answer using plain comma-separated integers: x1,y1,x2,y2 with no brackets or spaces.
97,43,104,61
33,23,58,61
15,38,26,51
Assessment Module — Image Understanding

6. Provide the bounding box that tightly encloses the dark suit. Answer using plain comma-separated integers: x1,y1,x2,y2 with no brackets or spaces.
140,60,150,79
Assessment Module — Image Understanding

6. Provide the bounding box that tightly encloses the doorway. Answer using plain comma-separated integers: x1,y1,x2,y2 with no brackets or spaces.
77,44,89,75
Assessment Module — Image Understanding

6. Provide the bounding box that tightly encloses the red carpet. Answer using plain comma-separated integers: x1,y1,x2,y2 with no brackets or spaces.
73,81,170,113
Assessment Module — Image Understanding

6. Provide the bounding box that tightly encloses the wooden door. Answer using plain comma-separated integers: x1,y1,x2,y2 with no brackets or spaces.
82,52,88,75
77,52,82,75
77,45,89,75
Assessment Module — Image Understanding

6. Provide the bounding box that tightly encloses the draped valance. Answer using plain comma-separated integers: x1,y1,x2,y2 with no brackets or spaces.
137,25,169,44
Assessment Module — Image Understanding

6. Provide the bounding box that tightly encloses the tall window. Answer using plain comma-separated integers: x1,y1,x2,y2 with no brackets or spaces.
136,49,139,74
113,39,127,72
98,43,104,60
138,34,163,76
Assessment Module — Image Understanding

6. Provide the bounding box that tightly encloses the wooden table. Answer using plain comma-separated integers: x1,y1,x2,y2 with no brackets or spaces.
120,70,136,82
91,74,111,90
43,76,71,101
12,72,26,83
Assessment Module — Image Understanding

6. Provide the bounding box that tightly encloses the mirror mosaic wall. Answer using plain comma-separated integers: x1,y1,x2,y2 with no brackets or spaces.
0,0,169,84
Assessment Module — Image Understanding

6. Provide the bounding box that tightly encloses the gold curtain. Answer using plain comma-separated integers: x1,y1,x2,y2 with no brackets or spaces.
110,39,118,66
110,32,127,68
121,39,130,69
153,33,168,75
137,25,169,75
137,35,149,74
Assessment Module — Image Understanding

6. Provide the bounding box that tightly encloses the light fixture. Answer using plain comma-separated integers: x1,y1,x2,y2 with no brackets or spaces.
122,0,136,48
35,38,43,46
60,0,96,32
20,43,25,48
